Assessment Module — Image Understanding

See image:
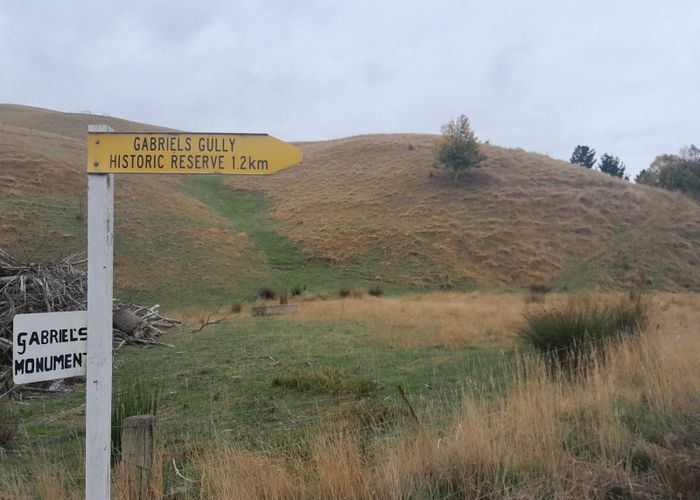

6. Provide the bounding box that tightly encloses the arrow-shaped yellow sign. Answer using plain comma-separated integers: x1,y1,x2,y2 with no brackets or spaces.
87,132,303,175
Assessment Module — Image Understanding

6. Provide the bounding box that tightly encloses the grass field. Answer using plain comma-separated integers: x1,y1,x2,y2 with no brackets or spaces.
2,292,699,498
2,106,700,498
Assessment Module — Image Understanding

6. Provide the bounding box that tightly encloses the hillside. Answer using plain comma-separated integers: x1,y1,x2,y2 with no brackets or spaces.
1,104,699,307
233,135,700,290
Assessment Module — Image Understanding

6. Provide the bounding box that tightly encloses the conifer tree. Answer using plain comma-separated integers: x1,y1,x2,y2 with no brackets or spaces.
569,145,596,169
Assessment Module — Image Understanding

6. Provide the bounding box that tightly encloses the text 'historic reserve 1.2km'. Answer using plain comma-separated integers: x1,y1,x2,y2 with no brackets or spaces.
87,132,303,175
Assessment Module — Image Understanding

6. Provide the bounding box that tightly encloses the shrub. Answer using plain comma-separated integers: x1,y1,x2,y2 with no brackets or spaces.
529,284,551,294
290,285,304,297
368,284,383,297
519,295,648,371
339,288,351,298
112,379,161,458
257,286,276,300
279,290,288,305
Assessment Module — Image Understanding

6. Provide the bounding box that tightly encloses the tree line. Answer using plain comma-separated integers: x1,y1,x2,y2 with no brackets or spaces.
570,145,629,180
434,115,698,201
570,143,700,199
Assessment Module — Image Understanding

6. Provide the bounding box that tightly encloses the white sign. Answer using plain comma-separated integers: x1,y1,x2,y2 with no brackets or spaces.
13,311,88,384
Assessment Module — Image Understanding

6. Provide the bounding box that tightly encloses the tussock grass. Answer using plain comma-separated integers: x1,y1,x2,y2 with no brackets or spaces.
112,379,161,458
519,294,648,371
273,366,378,397
257,286,277,300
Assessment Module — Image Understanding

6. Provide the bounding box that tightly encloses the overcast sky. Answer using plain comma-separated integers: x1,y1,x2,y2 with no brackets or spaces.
1,1,699,177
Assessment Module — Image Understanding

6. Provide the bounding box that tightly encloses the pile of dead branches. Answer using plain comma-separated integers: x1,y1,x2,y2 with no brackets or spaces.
112,303,180,348
0,249,181,367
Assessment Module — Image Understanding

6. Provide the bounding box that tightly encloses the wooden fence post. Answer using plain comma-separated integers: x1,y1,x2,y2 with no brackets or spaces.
121,415,156,499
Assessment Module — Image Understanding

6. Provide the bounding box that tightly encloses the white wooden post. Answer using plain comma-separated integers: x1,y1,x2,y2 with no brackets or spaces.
86,124,115,499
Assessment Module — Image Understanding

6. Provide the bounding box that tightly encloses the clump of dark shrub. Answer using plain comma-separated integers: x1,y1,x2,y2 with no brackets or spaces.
368,284,384,297
339,288,352,298
529,284,552,294
257,286,276,300
519,295,648,372
290,285,304,297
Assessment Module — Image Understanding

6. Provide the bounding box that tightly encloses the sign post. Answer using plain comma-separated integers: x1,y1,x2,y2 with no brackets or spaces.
86,123,115,500
81,127,302,499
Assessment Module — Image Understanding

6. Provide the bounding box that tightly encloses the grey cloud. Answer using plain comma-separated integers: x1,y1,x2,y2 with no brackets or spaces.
1,0,699,177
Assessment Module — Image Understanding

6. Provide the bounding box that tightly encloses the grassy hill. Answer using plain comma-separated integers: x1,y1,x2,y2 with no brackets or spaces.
1,104,699,307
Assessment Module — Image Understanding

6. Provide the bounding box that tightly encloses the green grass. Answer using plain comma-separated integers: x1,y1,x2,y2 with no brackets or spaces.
272,365,379,396
156,176,420,307
3,314,508,474
111,378,161,457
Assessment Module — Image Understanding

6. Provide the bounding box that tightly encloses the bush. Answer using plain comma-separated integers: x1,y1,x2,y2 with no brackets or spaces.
519,295,648,371
529,284,552,294
368,284,383,297
257,286,276,300
112,379,161,458
290,285,304,297
339,288,351,298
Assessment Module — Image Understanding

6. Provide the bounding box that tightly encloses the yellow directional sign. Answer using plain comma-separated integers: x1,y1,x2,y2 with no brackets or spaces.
86,132,303,174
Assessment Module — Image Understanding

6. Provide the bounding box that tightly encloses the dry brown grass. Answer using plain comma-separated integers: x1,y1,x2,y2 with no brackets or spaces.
0,106,258,301
3,293,699,498
195,445,300,499
233,134,700,289
187,306,699,499
3,105,700,293
288,292,526,347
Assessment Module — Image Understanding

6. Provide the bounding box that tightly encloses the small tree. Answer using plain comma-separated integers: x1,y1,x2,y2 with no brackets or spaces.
570,145,596,168
599,153,628,180
435,114,485,180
